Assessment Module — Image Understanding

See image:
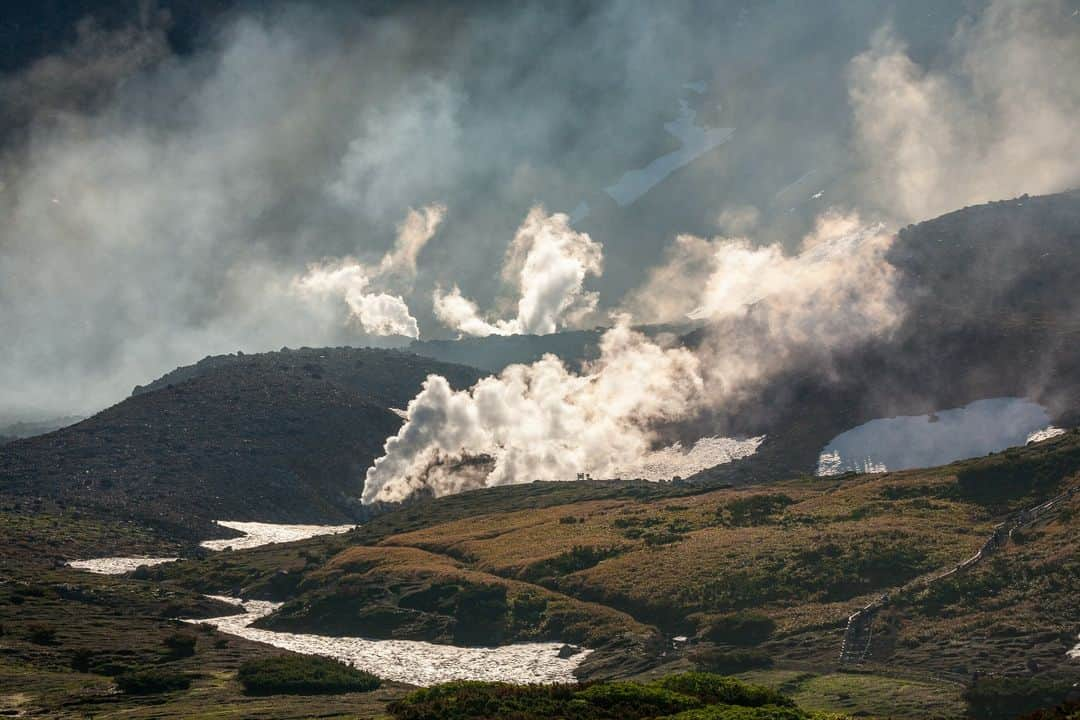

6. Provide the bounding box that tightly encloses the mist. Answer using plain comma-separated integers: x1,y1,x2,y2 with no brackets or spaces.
1,0,1078,427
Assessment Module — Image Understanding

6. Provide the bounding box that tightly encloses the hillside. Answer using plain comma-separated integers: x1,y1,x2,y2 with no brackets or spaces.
0,348,485,539
156,430,1080,686
689,190,1080,485
104,192,1080,502
1,429,1077,717
130,345,484,409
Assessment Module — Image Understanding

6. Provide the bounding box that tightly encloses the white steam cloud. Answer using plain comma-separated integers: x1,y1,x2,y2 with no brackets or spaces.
433,208,603,337
850,0,1080,222
363,318,701,503
362,210,903,503
628,211,899,339
292,205,445,339
4,1,1077,423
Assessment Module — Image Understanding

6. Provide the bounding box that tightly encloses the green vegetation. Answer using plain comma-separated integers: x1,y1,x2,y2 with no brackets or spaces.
963,677,1079,719
692,648,774,674
521,545,624,582
237,654,381,695
1020,701,1080,719
163,631,197,658
718,494,794,526
26,623,58,645
699,612,776,646
387,673,828,720
115,667,192,694
736,670,968,720
957,441,1080,510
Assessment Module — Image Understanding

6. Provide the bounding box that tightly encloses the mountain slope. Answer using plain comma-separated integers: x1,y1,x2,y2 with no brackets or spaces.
131,346,484,409
0,348,486,539
158,429,1080,688
691,190,1080,484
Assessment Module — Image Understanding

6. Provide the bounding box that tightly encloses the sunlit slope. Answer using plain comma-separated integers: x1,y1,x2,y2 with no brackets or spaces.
160,429,1080,682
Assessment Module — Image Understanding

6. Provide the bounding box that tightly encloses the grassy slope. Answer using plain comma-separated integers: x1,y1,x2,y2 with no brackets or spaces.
143,430,1079,718
3,430,1077,718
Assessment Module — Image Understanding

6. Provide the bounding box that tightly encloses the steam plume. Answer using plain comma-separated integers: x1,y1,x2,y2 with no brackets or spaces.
363,318,701,503
850,0,1080,222
433,208,602,337
292,205,445,339
363,210,902,503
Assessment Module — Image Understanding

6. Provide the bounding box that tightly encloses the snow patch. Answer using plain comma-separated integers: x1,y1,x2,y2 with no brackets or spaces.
186,596,590,686
816,450,886,476
818,397,1059,476
619,435,764,481
200,520,354,551
1026,426,1066,444
605,100,733,207
67,557,178,574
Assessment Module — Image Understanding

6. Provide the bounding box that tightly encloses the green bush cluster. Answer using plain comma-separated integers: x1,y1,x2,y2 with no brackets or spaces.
114,668,192,694
237,654,381,696
521,545,622,582
388,672,818,720
717,495,794,526
163,631,197,658
679,537,930,612
964,677,1078,719
956,442,1080,510
699,612,777,646
26,623,58,645
691,647,774,674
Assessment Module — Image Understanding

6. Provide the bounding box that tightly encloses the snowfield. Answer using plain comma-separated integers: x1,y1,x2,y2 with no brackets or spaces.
605,99,733,207
187,596,591,686
620,435,764,481
817,397,1061,476
67,557,178,574
199,520,355,551
70,520,355,574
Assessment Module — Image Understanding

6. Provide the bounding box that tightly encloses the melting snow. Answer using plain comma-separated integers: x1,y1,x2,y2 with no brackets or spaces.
186,597,590,686
619,435,764,481
72,521,355,573
605,100,733,207
817,397,1061,476
68,557,178,574
569,201,591,225
1026,426,1066,444
200,520,355,551
816,451,886,476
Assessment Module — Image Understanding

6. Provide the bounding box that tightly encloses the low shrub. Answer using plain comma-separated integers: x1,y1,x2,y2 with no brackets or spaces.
699,612,776,646
1019,700,1080,719
115,668,192,694
163,631,197,658
388,672,803,720
237,654,381,695
70,648,94,673
654,673,792,708
718,495,794,526
964,677,1078,720
691,647,774,674
956,442,1080,510
27,623,58,645
664,705,810,719
574,681,699,716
